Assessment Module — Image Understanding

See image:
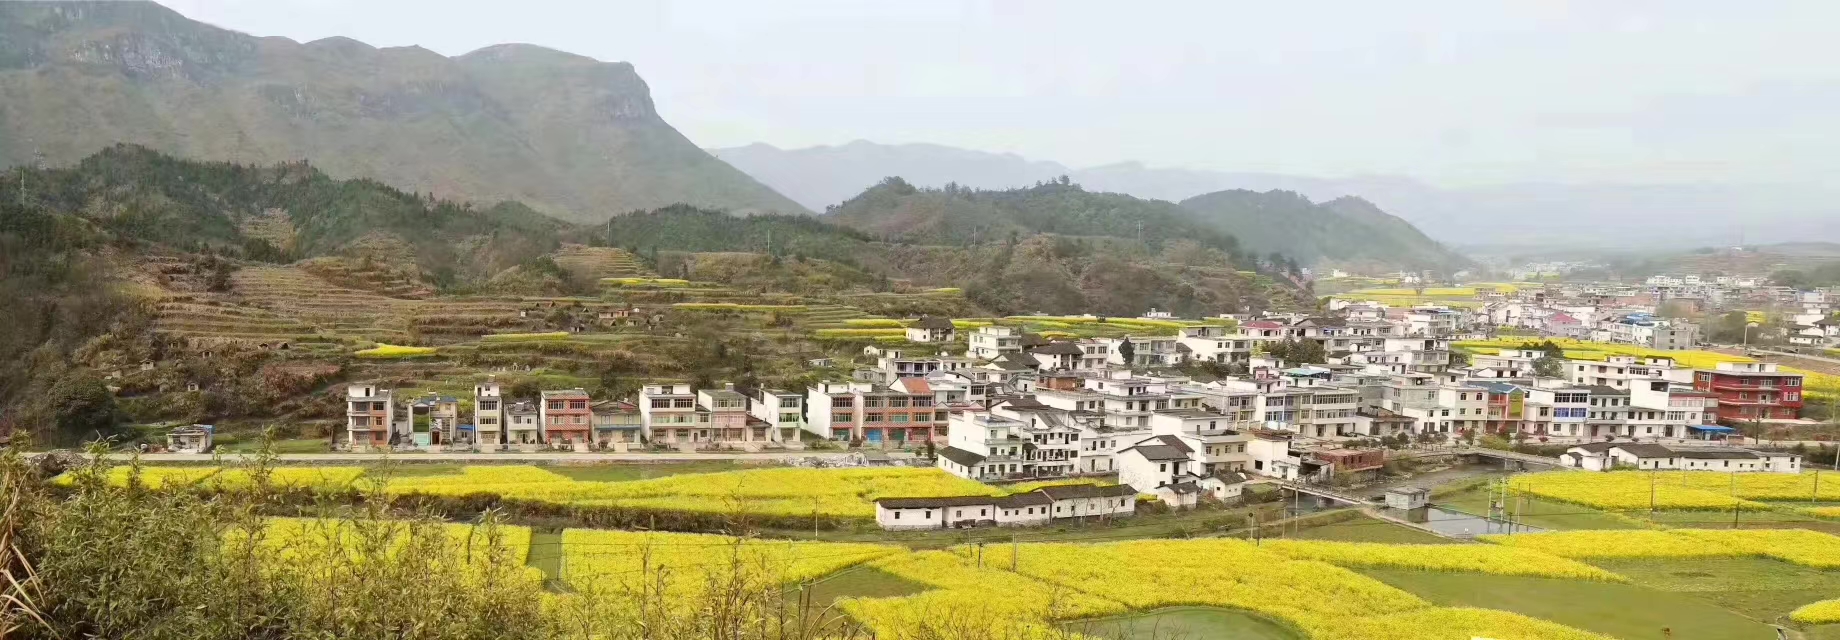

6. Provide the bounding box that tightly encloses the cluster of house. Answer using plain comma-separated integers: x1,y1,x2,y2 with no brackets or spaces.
1561,442,1803,473
344,308,1810,529
1437,277,1840,349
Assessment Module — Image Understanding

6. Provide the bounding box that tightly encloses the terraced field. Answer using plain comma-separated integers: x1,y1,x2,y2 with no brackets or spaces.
552,244,654,280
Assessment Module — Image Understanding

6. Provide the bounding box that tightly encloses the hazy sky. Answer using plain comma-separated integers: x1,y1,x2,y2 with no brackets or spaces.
162,0,1840,187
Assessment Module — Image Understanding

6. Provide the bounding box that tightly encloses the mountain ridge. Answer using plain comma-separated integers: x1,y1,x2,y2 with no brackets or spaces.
0,0,808,223
714,140,1840,249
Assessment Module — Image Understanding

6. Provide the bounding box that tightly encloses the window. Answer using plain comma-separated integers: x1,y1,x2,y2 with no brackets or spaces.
781,412,800,423
673,399,694,409
650,399,670,409
894,512,901,520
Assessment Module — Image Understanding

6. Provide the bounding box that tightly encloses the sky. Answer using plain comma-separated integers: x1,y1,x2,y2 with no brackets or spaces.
160,0,1840,188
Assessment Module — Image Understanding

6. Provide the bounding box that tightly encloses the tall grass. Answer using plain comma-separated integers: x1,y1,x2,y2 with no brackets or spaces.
0,444,1121,640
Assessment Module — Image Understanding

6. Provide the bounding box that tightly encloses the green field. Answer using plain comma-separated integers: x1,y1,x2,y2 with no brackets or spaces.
1589,557,1840,623
1064,607,1302,640
1436,486,1644,530
798,565,931,605
1288,514,1455,544
1360,568,1776,640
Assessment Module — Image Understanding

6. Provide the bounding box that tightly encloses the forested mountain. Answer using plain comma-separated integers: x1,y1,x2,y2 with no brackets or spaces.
607,202,1297,317
713,141,1071,212
0,147,1306,441
0,1,805,223
1177,190,1471,272
824,178,1245,260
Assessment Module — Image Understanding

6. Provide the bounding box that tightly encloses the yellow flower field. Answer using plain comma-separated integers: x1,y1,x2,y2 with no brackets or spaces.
1667,529,1840,569
1508,471,1774,512
1309,608,1612,640
840,318,906,328
1482,529,1840,568
1480,530,1733,559
840,550,1129,638
1792,599,1840,624
813,327,907,337
558,529,898,599
1451,338,1750,370
91,465,1001,519
381,466,999,518
354,343,437,358
1262,540,1626,581
837,539,1613,640
1806,506,1840,518
480,331,570,341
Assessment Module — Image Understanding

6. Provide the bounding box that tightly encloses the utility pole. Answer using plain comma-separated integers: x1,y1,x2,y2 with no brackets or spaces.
1011,540,1018,572
1731,472,1741,529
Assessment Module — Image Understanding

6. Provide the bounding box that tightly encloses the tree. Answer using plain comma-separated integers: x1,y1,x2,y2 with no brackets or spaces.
1290,339,1328,365
1117,337,1136,367
508,379,541,400
1532,356,1564,378
46,369,120,440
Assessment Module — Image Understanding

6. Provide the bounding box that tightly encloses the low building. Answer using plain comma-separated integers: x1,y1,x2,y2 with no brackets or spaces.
165,424,214,454
874,496,998,530
905,316,958,343
1038,483,1139,520
873,484,1139,531
1562,442,1801,473
1385,487,1430,510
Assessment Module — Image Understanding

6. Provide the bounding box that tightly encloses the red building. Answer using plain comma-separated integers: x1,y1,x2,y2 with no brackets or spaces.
1691,362,1804,424
540,388,594,446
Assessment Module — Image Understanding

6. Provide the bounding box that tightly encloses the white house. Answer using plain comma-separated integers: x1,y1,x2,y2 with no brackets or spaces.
1116,434,1198,492
473,379,504,451
874,496,998,530
1037,484,1138,520
905,316,958,343
966,325,1023,360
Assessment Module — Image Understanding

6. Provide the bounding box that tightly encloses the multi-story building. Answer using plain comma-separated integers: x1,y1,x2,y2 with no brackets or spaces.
1692,362,1805,423
938,411,1033,480
473,380,503,450
1567,355,1677,390
749,388,809,443
806,380,941,446
345,384,394,450
1176,325,1254,364
697,384,757,444
966,325,1023,360
540,389,593,448
590,400,643,445
640,383,699,443
505,400,541,446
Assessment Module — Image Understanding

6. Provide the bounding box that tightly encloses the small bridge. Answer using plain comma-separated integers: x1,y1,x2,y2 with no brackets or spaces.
1262,480,1370,506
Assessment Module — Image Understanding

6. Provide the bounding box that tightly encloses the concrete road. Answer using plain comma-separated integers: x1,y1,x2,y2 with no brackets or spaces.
57,451,886,464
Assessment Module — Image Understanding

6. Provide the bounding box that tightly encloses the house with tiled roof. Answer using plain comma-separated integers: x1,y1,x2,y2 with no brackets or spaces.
905,316,958,343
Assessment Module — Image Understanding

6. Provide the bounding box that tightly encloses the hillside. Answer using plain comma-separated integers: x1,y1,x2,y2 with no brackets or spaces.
824,178,1245,259
0,1,806,223
1178,190,1472,272
0,146,1303,442
713,141,1070,211
609,203,1297,317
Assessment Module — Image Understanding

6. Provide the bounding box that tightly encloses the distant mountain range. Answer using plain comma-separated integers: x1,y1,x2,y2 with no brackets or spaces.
721,142,1470,271
714,142,1840,249
0,1,806,223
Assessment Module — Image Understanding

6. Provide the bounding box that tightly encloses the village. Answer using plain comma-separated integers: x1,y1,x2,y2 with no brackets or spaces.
146,274,1836,534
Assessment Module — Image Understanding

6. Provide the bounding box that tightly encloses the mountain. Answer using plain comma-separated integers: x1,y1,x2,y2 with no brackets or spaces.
0,1,806,223
713,141,1071,212
714,141,1840,249
1177,190,1471,272
824,178,1243,258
